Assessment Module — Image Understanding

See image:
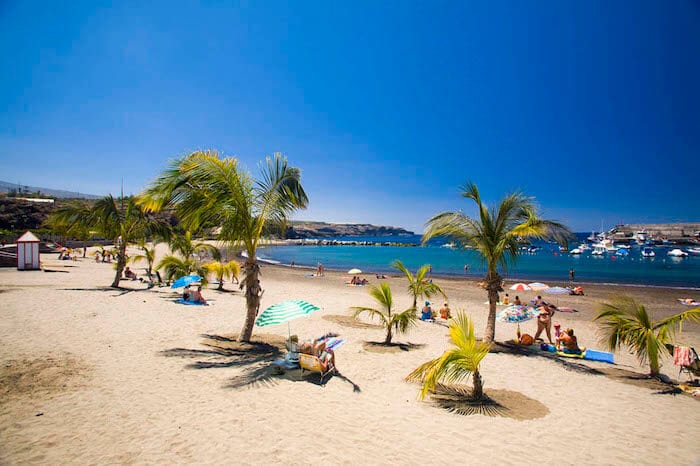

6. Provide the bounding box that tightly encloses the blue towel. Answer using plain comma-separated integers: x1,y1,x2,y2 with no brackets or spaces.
176,298,208,306
583,349,614,364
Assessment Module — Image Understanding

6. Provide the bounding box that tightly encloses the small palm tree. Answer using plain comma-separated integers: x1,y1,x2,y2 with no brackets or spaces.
392,260,446,310
406,312,491,400
352,283,416,345
423,182,571,342
595,297,700,377
129,241,158,280
203,260,241,290
156,255,208,284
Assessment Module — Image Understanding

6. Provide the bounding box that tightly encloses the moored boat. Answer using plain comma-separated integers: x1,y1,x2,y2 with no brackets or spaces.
641,247,655,257
667,248,688,257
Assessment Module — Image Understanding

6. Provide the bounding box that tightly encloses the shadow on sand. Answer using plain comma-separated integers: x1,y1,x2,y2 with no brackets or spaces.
161,333,361,392
491,341,686,396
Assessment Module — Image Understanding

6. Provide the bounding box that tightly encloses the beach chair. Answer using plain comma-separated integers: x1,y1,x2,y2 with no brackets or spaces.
299,353,335,385
670,345,700,380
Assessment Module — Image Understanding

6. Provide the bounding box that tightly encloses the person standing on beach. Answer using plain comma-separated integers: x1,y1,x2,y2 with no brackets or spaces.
464,264,469,274
569,268,575,282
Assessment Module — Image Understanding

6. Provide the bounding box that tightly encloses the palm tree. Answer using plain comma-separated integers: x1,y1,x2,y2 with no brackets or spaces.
595,297,700,377
203,260,241,290
49,196,170,287
129,240,158,280
156,254,208,284
351,283,417,345
406,312,491,400
156,230,217,283
140,151,308,342
392,260,446,311
423,182,571,342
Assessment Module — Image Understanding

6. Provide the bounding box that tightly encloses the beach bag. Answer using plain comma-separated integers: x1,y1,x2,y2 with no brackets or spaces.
520,334,534,345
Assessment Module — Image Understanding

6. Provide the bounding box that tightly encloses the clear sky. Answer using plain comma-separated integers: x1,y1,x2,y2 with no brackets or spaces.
1,1,698,233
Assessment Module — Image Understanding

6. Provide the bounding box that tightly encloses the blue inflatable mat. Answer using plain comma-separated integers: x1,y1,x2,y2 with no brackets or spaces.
583,349,614,364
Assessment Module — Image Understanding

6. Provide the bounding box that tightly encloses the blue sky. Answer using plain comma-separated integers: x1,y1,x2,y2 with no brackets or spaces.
1,1,698,233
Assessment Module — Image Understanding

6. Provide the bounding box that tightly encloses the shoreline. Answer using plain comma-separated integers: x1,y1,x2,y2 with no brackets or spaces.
261,260,700,291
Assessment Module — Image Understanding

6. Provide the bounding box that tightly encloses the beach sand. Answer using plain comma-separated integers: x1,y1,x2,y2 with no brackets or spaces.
1,247,699,465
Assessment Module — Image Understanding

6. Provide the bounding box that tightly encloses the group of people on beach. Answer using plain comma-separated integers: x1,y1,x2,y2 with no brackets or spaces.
349,275,368,285
182,284,207,305
529,295,581,353
420,301,452,321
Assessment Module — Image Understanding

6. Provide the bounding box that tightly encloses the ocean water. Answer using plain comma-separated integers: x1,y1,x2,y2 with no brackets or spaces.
256,234,700,289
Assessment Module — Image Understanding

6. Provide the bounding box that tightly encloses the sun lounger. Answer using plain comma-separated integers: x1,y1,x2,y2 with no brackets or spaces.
299,354,336,384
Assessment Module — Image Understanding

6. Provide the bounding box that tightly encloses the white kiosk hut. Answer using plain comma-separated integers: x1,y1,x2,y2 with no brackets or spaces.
17,231,41,270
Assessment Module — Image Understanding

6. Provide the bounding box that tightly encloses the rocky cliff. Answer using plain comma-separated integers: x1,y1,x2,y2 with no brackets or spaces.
285,221,413,238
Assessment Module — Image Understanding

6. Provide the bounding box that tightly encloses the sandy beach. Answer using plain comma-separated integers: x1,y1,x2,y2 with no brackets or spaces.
1,246,699,465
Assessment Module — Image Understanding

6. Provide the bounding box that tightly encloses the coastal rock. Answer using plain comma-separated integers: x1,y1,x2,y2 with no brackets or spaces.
285,221,413,239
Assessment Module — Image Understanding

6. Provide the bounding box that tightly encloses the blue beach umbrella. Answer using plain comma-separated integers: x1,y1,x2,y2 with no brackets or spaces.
171,274,202,289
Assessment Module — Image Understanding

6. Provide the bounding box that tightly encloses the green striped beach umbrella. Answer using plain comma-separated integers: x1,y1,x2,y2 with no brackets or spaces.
256,300,321,338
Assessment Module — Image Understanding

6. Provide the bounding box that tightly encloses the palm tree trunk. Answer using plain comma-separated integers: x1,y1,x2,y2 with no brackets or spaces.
239,258,261,342
483,268,501,343
111,242,127,288
472,368,484,400
384,326,393,345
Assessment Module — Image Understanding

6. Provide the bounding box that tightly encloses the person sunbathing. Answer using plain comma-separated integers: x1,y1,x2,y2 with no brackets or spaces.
299,338,336,372
191,286,207,305
124,267,137,280
559,328,581,354
513,295,522,306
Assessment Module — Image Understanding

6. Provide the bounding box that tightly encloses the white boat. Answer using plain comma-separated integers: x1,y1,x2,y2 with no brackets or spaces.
578,243,591,251
687,247,700,256
617,244,631,249
633,230,648,245
641,247,655,257
569,248,582,255
667,248,688,257
441,242,456,249
591,245,606,255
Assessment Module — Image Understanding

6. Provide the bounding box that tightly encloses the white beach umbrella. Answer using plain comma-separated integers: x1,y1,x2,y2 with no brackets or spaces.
509,283,532,291
528,282,549,291
347,268,362,274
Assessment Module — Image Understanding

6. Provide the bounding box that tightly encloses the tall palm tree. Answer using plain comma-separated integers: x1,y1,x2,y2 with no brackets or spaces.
406,312,491,400
203,260,241,290
140,151,308,342
50,196,170,287
423,182,571,342
351,283,417,344
595,297,700,377
392,260,446,310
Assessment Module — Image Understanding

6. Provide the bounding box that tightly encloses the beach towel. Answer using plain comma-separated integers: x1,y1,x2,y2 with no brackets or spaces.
677,299,700,306
673,346,694,367
176,298,209,306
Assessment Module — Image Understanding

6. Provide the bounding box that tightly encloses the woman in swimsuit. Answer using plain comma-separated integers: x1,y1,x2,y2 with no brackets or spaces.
534,304,556,344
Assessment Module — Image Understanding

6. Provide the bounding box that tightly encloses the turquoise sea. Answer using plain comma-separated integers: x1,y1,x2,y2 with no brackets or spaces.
256,234,700,289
